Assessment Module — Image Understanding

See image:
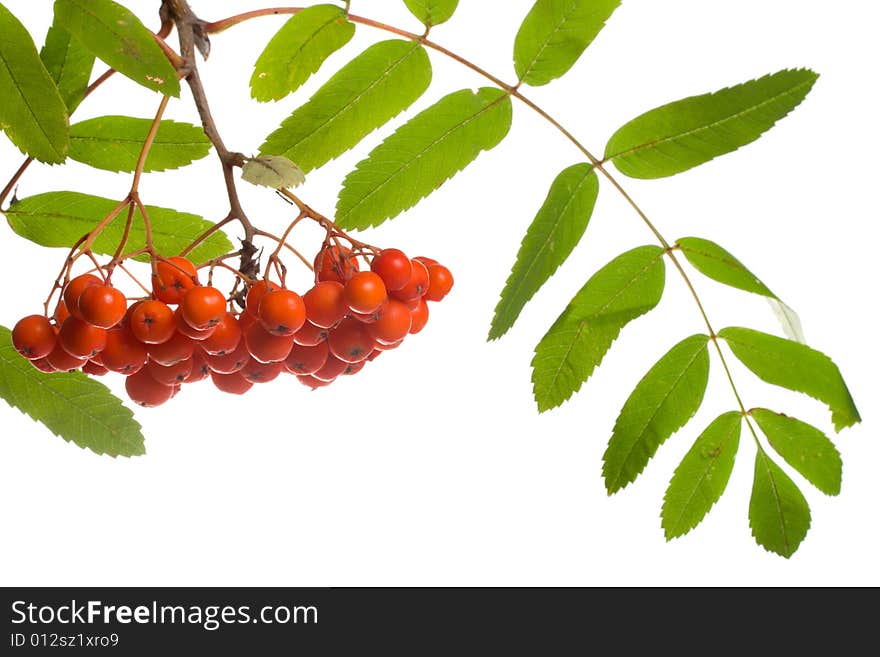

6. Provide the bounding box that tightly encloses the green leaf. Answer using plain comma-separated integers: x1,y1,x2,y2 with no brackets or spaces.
662,412,742,540
260,39,431,173
250,4,355,102
677,236,805,343
719,327,860,432
749,448,811,558
403,0,459,26
0,326,144,457
241,155,305,189
603,334,711,494
751,409,842,496
531,246,666,412
5,192,232,264
0,3,69,163
490,163,599,340
40,21,95,113
54,0,180,97
514,0,620,87
605,69,819,179
337,87,513,230
68,116,211,172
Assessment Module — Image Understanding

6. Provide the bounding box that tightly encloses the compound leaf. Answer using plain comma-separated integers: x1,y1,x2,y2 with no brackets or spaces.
0,3,69,163
260,39,431,173
750,448,811,558
250,4,355,102
605,69,818,179
603,334,711,494
68,116,211,172
662,412,742,540
54,0,180,97
336,87,513,230
490,163,599,340
532,246,666,412
40,20,95,113
0,326,144,457
514,0,620,87
403,0,459,27
719,327,860,432
751,408,842,496
5,191,232,264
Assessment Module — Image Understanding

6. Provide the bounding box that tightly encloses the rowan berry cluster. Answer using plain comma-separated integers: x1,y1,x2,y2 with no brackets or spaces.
11,244,453,407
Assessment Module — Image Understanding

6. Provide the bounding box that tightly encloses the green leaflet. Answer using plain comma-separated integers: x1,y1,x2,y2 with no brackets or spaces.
336,87,513,230
403,0,459,26
532,245,666,412
0,4,69,163
241,156,305,190
603,334,711,494
68,116,211,172
750,448,811,558
5,192,232,264
719,327,860,432
751,409,842,496
662,412,742,540
40,21,95,113
490,163,599,340
677,236,805,343
514,0,620,87
605,69,818,179
250,4,355,102
0,326,144,457
54,0,180,97
260,39,431,173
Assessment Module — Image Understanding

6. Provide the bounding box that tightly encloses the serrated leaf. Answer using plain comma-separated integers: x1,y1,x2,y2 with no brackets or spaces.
719,327,860,432
0,326,144,457
337,87,513,230
532,246,666,412
751,409,842,496
250,4,355,102
603,334,711,494
605,69,818,179
242,155,305,189
40,21,95,113
662,412,742,540
260,39,431,173
514,0,620,87
403,0,459,26
677,236,804,342
749,448,811,558
5,192,232,264
68,116,211,172
0,3,69,163
54,0,180,97
490,163,598,340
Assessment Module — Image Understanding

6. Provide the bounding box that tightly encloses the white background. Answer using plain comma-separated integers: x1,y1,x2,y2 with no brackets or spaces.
0,0,877,586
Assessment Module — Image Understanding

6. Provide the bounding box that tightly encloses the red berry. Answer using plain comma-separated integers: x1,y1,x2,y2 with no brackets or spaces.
77,285,127,328
83,360,108,376
392,259,429,301
424,264,454,301
366,299,412,344
312,353,348,381
343,271,387,314
147,358,193,386
126,368,175,407
129,300,176,344
284,341,329,376
152,257,198,304
12,315,56,360
63,274,102,318
181,286,227,329
244,322,294,363
200,312,242,355
46,343,86,372
314,244,359,283
174,307,216,340
245,280,278,317
297,374,334,389
371,249,412,291
240,359,284,384
293,321,329,347
148,331,195,366
342,360,366,376
259,289,306,336
205,339,250,374
210,370,253,395
185,351,211,383
31,357,56,373
303,281,347,328
327,317,374,363
410,298,429,334
58,316,107,359
102,328,149,374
